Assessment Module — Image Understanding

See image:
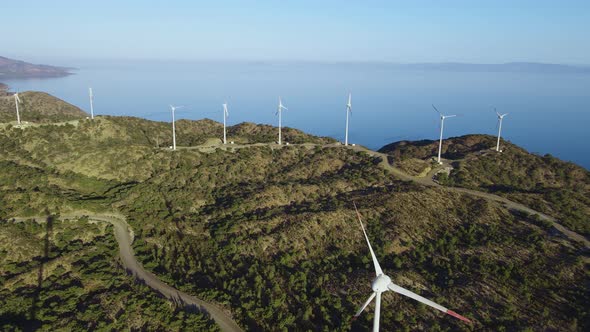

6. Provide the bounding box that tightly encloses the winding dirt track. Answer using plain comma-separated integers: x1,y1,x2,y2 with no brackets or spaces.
352,146,590,248
8,142,588,332
11,213,243,332
95,214,243,332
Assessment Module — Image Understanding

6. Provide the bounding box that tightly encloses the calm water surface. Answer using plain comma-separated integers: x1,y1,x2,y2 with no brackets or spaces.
4,60,590,169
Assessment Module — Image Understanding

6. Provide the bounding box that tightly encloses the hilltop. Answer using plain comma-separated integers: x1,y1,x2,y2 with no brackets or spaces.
0,56,72,79
0,91,88,123
0,94,588,331
380,134,590,236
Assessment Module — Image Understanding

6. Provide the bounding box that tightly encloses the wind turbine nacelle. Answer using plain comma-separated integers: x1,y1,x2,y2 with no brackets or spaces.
371,274,391,292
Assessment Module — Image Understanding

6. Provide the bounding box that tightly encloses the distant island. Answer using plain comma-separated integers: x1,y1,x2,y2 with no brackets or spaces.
0,56,73,79
386,62,590,73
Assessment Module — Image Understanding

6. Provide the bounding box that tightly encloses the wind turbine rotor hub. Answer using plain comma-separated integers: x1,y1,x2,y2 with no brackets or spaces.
371,274,391,292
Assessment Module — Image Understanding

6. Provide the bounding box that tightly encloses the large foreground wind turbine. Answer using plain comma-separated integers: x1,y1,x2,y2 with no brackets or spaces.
433,105,456,164
170,105,184,151
88,88,95,119
222,102,229,144
494,109,509,152
14,93,22,125
352,203,471,332
345,93,352,146
276,97,288,145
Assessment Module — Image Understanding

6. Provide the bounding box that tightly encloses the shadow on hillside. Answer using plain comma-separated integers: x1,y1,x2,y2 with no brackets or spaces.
0,312,41,331
29,212,54,322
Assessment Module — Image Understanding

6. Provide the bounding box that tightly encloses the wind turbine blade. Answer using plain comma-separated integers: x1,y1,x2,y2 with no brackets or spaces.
502,113,509,117
432,104,441,114
354,292,376,317
387,282,471,323
15,94,21,103
446,114,457,118
353,203,383,276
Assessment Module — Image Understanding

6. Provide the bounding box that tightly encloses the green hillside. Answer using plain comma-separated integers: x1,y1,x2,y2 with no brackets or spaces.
0,216,218,331
380,134,590,237
0,94,588,331
0,91,88,123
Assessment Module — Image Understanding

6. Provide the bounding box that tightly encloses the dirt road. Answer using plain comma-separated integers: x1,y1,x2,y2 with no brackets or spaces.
10,212,243,332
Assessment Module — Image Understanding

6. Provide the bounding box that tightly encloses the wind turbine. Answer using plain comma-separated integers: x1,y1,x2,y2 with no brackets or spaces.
345,93,352,146
352,203,471,332
433,105,456,164
170,105,184,151
88,88,95,119
14,93,22,125
494,108,509,152
222,102,229,144
276,97,288,145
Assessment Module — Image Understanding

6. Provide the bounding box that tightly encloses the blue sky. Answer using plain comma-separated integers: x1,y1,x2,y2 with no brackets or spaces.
3,0,589,64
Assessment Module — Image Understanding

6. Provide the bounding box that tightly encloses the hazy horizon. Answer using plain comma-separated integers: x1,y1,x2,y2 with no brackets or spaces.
5,55,590,68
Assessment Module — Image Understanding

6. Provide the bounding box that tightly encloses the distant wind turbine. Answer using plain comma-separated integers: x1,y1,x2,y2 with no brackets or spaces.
352,203,471,332
88,88,95,119
170,105,184,151
494,109,509,152
222,102,229,144
433,105,457,164
345,93,352,146
14,93,22,125
276,97,288,145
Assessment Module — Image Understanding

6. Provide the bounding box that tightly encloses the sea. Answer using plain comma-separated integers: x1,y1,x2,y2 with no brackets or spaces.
3,59,590,169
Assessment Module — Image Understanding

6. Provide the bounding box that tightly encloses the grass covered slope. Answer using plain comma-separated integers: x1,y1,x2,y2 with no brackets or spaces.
447,145,589,236
0,91,88,123
0,216,218,331
0,94,588,331
379,134,498,161
121,157,587,331
380,134,590,237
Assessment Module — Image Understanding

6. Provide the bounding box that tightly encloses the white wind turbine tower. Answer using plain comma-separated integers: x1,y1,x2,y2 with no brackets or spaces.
88,88,95,119
352,203,471,332
170,105,184,151
345,93,352,146
276,97,288,145
222,102,229,144
433,105,457,164
494,108,509,152
14,93,22,125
